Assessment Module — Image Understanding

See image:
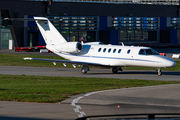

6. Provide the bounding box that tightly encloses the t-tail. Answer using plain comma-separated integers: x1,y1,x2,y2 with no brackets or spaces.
34,17,66,50
34,17,82,53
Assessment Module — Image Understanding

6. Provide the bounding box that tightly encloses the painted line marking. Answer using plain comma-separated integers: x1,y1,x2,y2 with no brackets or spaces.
71,89,115,118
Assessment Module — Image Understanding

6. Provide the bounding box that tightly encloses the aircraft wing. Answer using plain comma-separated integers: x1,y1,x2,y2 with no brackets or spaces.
23,57,107,67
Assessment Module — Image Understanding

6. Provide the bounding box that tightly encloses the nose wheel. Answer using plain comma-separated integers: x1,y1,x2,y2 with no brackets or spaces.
157,68,162,76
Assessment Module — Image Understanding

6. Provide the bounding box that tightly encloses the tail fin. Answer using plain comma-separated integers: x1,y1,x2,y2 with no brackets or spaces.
34,17,67,46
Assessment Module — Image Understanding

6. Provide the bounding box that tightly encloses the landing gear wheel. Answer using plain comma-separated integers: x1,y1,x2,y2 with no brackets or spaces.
157,69,162,76
81,69,87,74
81,66,89,74
112,67,118,74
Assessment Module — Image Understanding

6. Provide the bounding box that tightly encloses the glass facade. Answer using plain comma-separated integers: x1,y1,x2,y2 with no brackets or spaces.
112,17,159,30
1,14,12,49
60,31,87,42
119,31,148,42
171,17,180,28
24,0,179,5
172,18,180,44
47,16,98,31
113,17,158,43
46,16,98,42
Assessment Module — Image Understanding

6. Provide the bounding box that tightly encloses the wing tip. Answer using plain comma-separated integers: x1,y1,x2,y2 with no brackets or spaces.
23,57,32,60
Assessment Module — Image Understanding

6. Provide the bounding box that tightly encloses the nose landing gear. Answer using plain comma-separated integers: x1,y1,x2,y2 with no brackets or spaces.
157,68,162,76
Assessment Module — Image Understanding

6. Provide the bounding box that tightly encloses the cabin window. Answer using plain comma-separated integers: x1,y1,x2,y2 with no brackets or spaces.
113,49,116,53
118,49,121,53
98,48,101,52
108,49,111,53
103,48,106,52
127,49,131,54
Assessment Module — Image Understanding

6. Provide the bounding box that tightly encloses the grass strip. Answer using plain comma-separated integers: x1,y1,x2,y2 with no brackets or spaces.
0,74,180,103
0,53,68,67
0,53,180,71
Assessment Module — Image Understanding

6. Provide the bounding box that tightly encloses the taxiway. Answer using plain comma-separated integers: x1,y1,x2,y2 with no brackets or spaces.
0,66,180,81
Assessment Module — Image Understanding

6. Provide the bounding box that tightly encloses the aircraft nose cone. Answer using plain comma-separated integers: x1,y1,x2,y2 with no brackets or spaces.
172,61,176,67
166,59,176,67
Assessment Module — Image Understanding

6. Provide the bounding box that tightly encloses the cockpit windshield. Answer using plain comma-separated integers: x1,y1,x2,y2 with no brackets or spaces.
139,49,159,55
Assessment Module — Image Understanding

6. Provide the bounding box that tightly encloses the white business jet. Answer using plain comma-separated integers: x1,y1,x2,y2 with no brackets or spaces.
6,17,176,76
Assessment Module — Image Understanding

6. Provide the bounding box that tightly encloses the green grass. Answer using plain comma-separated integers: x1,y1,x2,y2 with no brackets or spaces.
0,74,180,103
0,53,180,71
0,53,71,68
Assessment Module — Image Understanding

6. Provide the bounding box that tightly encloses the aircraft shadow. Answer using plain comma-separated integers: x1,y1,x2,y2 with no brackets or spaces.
88,71,180,76
0,116,47,120
0,89,8,91
0,116,66,120
119,71,180,76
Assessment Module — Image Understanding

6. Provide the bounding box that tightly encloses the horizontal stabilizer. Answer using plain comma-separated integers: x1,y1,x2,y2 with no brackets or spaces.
4,17,48,21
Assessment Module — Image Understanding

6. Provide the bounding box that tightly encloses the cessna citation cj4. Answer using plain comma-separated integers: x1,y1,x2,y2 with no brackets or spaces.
6,17,176,76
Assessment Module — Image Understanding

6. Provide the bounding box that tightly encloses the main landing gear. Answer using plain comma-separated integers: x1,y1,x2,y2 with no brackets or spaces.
81,65,90,74
112,67,122,74
81,66,162,76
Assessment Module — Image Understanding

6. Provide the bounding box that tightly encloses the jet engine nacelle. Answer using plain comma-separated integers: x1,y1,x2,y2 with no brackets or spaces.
55,42,82,53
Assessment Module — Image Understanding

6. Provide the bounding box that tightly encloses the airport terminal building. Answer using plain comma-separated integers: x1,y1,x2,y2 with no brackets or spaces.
0,0,180,49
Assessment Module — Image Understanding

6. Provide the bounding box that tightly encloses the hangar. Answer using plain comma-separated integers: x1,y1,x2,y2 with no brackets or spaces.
0,0,180,49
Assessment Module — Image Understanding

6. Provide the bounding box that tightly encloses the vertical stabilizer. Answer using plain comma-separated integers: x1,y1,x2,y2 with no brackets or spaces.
34,17,67,46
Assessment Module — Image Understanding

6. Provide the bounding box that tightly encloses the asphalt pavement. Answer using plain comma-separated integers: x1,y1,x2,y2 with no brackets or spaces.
0,66,180,81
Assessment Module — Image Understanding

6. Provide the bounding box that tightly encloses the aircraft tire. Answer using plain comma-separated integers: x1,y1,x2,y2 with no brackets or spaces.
81,69,87,74
112,67,118,74
158,69,162,76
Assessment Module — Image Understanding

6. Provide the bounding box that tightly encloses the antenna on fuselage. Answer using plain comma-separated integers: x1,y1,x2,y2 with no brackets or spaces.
120,42,124,46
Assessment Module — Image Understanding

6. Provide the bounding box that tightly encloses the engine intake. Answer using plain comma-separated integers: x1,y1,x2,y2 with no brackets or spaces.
55,42,82,53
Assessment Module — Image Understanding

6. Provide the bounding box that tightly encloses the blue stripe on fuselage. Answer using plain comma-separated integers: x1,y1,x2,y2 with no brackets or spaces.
55,52,159,63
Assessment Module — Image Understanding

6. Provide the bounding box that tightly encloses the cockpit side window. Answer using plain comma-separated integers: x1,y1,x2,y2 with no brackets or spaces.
139,49,146,55
146,49,159,55
139,49,159,55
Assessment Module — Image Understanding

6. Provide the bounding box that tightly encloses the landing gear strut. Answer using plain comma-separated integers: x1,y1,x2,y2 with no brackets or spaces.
157,68,162,76
81,65,90,74
112,67,122,74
